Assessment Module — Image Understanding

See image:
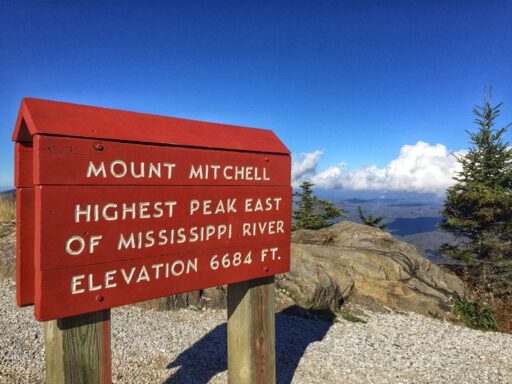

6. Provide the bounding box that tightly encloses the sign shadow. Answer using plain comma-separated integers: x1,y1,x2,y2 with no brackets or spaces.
164,306,335,384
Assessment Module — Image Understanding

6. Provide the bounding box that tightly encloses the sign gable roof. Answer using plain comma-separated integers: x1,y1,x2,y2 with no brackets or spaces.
13,98,290,154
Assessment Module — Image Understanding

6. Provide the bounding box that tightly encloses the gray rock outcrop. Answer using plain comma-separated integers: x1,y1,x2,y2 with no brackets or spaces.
278,221,466,317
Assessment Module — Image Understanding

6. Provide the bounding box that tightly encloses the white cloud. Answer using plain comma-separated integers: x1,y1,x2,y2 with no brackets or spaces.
291,150,324,182
292,141,464,195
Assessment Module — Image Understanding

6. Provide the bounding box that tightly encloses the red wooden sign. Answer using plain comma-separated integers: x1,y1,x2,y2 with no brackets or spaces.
34,135,290,186
36,241,290,320
13,98,292,321
36,185,291,270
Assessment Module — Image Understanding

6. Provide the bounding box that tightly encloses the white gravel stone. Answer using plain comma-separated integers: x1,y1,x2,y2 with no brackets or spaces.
1,279,511,383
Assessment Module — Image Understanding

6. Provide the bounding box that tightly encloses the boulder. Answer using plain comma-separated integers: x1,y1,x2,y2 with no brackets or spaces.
278,222,466,317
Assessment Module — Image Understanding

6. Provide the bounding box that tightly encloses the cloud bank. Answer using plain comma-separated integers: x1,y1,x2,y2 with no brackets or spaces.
292,142,464,195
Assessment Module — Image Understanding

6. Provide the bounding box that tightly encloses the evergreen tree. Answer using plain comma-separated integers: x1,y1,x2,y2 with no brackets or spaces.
292,181,347,230
440,88,512,261
357,206,388,230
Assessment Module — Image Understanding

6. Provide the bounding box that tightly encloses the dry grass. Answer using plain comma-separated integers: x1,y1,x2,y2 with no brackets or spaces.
0,194,15,222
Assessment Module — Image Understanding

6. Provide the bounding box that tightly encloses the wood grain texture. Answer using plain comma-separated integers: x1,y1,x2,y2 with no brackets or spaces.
14,142,33,188
45,310,111,384
227,276,275,384
16,187,35,306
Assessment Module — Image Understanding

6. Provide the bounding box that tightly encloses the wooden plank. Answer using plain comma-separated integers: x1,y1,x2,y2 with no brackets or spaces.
14,142,33,188
227,276,275,384
35,185,291,270
14,98,290,154
16,187,35,306
45,310,111,384
15,140,35,305
34,135,291,186
35,241,289,321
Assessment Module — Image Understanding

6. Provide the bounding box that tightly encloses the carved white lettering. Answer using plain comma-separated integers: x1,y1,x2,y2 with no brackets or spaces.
189,165,203,179
105,270,117,288
121,267,137,284
65,236,85,255
86,161,107,178
119,224,232,249
148,163,161,178
118,233,136,250
242,220,285,237
136,266,150,283
70,259,199,294
86,160,175,179
162,163,176,178
130,162,145,178
88,274,102,291
188,164,270,181
152,263,164,279
75,205,91,223
190,198,237,215
89,235,102,253
110,160,128,178
71,275,85,294
244,197,282,212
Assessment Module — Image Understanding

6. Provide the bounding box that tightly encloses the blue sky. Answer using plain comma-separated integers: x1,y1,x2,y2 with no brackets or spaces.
1,1,511,195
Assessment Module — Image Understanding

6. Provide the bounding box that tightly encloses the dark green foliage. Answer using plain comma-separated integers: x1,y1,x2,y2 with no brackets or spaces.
357,206,387,230
453,299,499,331
440,88,512,261
292,181,347,230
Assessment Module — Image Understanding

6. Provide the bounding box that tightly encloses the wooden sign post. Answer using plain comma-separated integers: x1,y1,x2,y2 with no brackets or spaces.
228,277,275,383
44,310,111,384
13,98,291,383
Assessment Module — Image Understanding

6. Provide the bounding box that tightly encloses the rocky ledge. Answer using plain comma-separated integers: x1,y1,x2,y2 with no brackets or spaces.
280,222,465,317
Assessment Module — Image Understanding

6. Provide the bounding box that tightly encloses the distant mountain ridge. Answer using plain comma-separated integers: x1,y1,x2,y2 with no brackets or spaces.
334,197,456,264
388,202,430,207
343,198,371,204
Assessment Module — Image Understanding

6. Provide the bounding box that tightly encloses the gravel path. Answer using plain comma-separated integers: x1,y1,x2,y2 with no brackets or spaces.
1,279,511,384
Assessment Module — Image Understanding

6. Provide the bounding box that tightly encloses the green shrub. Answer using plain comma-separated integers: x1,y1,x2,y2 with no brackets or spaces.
293,181,347,230
357,206,387,230
453,299,499,331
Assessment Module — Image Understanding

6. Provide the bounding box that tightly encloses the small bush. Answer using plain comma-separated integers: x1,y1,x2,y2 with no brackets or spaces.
0,194,15,222
453,299,499,331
